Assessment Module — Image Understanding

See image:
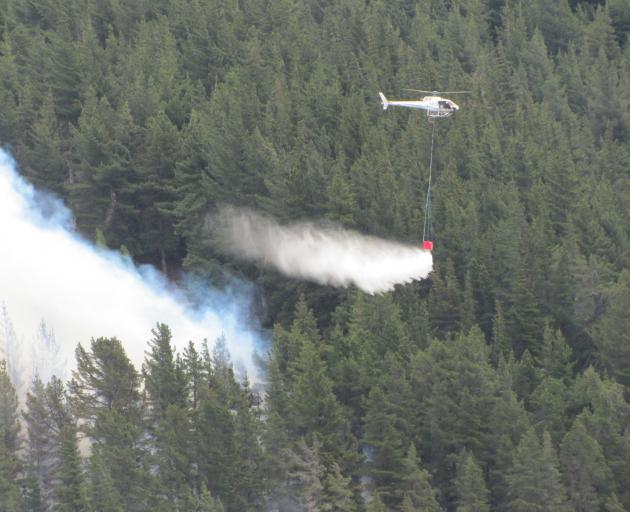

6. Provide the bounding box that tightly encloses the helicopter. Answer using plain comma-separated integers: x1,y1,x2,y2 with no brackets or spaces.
378,89,467,118
378,88,468,252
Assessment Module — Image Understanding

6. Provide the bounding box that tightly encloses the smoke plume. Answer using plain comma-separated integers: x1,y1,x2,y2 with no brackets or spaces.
212,207,433,294
0,149,262,392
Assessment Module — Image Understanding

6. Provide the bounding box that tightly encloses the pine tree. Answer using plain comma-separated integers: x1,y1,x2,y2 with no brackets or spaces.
194,368,237,505
529,376,569,443
56,424,89,512
539,322,573,382
182,341,204,411
488,360,532,509
512,350,541,404
462,270,477,333
560,417,612,512
69,89,139,249
491,300,512,365
506,428,571,512
283,436,325,512
508,259,544,358
571,368,630,507
326,157,359,227
261,355,292,492
29,377,89,512
411,326,496,488
429,258,463,336
0,361,22,511
606,493,628,512
591,270,630,386
22,465,44,512
320,463,357,512
143,323,186,418
23,377,52,507
88,451,125,512
453,449,490,512
399,444,441,512
230,376,264,511
365,492,388,512
135,110,183,272
68,337,150,511
197,482,225,512
21,90,68,194
362,385,406,507
288,335,344,452
0,38,21,146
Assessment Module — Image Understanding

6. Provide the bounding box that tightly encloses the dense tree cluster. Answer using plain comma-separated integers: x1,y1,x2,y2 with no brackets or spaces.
1,0,630,510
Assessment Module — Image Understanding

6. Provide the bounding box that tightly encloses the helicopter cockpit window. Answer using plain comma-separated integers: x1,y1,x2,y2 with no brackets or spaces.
438,100,451,110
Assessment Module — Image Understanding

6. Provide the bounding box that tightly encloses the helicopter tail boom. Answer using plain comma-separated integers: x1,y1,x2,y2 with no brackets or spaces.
378,92,388,110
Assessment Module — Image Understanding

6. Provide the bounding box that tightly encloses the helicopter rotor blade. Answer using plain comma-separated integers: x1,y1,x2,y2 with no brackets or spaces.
405,88,470,94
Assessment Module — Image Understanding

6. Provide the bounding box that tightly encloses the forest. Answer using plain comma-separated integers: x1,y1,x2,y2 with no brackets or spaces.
1,0,630,510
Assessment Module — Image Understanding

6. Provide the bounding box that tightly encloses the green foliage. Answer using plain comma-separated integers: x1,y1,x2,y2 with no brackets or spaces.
453,449,490,512
320,463,357,512
2,0,630,509
399,444,441,512
410,326,496,487
0,361,22,511
591,270,630,386
23,376,88,512
560,417,612,512
68,337,150,511
362,385,407,506
506,428,571,512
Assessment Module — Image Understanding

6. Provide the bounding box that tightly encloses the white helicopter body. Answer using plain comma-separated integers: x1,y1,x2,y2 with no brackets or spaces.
379,91,460,118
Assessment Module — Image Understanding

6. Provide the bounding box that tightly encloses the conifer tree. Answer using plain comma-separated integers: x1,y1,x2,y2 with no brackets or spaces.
0,360,22,511
411,326,495,488
283,436,325,512
539,322,573,382
135,111,182,272
606,493,628,512
56,424,89,512
462,270,477,333
88,451,125,512
197,482,225,512
144,323,186,408
182,341,204,411
508,259,544,357
591,270,630,386
288,335,344,454
362,385,406,507
365,492,388,512
68,337,150,511
571,368,630,507
560,417,612,512
429,258,463,336
506,428,571,512
529,376,569,443
399,444,441,512
453,449,490,512
491,300,512,365
488,359,532,508
320,463,357,512
194,366,237,505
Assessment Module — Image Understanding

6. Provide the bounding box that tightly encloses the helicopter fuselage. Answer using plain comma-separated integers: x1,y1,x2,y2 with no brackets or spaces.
379,92,459,118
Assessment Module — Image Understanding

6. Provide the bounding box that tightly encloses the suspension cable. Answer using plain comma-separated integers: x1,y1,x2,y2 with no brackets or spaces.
422,120,436,242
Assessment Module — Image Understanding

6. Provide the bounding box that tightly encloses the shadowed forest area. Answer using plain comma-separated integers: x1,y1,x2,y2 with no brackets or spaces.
1,0,630,510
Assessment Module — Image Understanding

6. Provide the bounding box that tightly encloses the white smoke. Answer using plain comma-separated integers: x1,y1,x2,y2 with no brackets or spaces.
0,149,262,391
212,207,433,294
